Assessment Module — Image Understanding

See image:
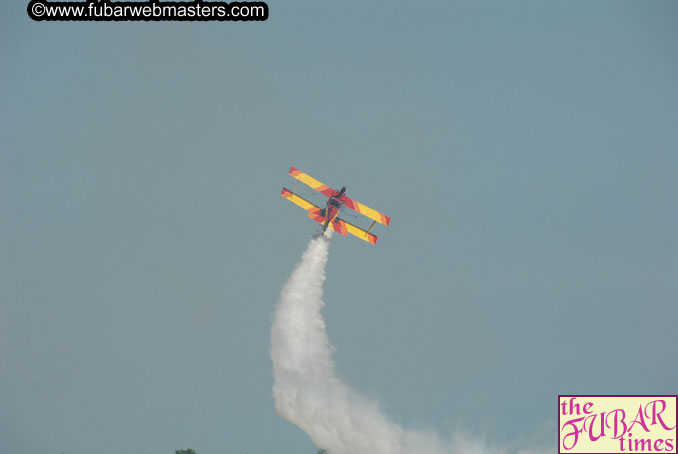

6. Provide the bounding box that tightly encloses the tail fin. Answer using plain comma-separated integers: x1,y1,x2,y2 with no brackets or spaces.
307,208,327,224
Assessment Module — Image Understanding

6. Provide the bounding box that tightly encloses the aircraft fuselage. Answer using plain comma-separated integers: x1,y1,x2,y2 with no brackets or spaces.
321,186,347,231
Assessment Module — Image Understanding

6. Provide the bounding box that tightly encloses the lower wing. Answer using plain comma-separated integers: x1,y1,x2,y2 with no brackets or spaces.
281,187,319,212
329,218,378,245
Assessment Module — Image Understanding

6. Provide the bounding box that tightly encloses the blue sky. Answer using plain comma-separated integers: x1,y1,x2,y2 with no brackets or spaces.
1,1,677,453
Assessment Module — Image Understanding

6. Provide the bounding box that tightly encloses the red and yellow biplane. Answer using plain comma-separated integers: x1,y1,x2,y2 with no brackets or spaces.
281,166,391,245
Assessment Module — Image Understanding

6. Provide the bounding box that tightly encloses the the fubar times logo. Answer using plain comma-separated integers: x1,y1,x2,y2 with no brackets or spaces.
559,395,677,454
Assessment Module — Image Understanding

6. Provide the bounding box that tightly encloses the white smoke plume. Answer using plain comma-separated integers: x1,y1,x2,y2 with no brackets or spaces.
271,232,552,454
271,231,451,454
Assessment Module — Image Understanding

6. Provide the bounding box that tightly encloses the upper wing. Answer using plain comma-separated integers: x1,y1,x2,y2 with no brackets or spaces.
281,188,320,212
341,196,391,227
330,218,378,245
289,166,338,197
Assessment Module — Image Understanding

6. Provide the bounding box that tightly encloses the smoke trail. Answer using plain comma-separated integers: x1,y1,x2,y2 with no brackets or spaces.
271,232,449,454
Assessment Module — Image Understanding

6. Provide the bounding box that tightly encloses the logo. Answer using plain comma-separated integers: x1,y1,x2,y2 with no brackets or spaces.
559,395,677,453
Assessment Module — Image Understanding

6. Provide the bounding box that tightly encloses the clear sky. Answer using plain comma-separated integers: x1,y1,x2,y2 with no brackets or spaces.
1,1,677,453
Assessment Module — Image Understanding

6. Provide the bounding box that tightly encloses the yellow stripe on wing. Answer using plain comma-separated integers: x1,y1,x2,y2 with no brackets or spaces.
354,201,390,226
281,188,318,212
288,166,337,196
332,218,378,245
343,198,391,226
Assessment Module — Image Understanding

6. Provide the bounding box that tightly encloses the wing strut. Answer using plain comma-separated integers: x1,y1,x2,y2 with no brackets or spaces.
366,220,377,235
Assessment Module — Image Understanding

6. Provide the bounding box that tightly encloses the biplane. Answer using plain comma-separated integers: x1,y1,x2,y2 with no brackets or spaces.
281,166,391,245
